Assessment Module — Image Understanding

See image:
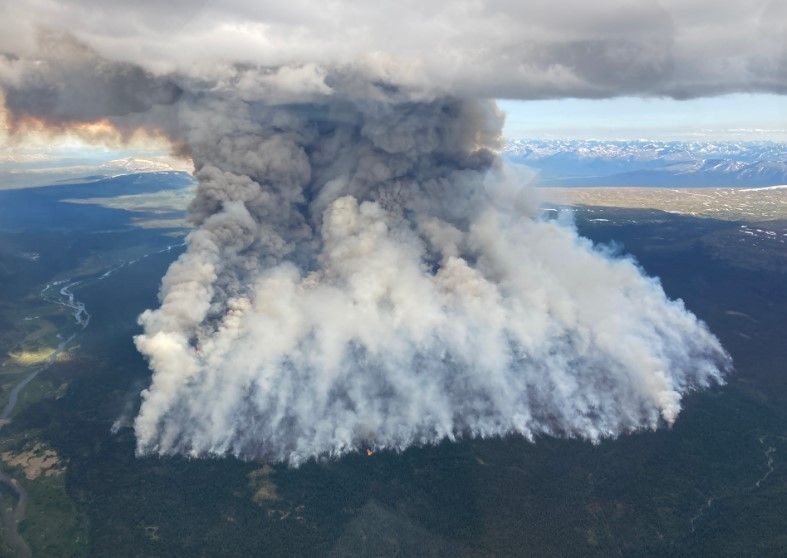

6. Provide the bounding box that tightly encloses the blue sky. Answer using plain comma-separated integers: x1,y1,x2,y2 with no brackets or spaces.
499,94,787,141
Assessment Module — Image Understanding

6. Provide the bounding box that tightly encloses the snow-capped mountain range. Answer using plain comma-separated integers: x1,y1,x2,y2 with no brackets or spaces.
0,155,193,190
503,140,787,187
96,156,193,176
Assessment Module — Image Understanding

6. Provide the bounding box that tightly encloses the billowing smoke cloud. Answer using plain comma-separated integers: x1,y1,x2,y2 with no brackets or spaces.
129,92,728,464
0,28,735,465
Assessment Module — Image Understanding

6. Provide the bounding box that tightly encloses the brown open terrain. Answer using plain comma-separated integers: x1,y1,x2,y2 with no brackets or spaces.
540,186,787,222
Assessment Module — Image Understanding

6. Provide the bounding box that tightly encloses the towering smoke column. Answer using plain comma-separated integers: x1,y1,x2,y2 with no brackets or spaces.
0,34,732,465
131,89,729,464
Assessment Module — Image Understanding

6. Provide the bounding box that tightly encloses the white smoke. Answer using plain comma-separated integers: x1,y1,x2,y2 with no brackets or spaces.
129,94,729,465
0,30,734,465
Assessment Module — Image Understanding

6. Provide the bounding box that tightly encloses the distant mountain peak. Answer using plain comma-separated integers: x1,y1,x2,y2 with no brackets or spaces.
503,139,787,187
98,156,194,176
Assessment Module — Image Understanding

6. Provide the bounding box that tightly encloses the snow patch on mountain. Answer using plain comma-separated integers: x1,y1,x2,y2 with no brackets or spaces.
97,157,194,177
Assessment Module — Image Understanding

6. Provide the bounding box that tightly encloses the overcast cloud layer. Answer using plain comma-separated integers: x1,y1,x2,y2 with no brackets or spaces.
1,0,786,99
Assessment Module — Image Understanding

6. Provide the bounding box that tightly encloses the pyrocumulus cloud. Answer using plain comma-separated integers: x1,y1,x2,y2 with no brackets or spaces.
0,5,745,464
129,94,728,464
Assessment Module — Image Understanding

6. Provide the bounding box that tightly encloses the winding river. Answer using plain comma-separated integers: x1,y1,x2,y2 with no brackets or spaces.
0,240,185,556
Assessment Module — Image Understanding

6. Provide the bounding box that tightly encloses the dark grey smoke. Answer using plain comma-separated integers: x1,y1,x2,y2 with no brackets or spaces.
2,33,181,129
0,35,732,465
132,88,728,464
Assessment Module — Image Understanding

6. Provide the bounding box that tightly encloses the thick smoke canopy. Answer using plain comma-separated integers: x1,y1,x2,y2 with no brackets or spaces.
129,92,728,464
1,1,786,99
0,10,742,464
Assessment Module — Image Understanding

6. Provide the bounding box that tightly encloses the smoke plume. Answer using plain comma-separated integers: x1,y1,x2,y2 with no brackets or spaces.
0,34,733,465
131,92,729,464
